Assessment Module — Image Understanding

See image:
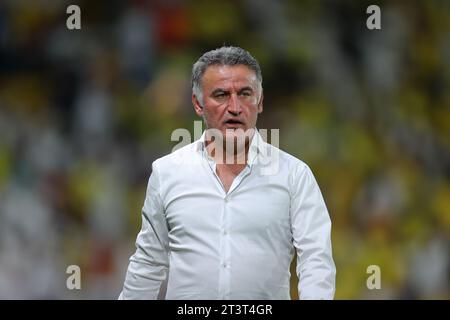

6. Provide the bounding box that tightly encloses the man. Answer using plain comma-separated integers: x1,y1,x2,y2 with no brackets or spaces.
119,46,336,300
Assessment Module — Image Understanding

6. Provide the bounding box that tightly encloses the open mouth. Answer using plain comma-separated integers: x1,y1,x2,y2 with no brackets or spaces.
224,119,244,126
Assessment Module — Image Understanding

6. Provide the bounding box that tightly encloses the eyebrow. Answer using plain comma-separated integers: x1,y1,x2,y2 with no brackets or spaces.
211,86,254,95
211,88,229,95
238,87,254,93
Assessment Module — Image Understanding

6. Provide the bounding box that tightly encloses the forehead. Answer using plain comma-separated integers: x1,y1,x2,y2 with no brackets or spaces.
202,65,258,89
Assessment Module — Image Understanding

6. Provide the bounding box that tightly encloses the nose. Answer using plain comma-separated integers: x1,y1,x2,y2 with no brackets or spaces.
227,93,242,115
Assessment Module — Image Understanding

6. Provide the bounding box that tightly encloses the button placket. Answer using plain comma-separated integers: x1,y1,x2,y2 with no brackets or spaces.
220,191,231,297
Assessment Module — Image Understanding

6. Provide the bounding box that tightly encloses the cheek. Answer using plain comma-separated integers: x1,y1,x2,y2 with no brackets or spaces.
204,106,224,121
245,104,260,117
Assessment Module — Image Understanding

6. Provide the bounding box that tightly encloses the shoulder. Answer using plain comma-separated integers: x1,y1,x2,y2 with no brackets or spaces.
263,141,309,176
260,141,318,196
151,140,200,174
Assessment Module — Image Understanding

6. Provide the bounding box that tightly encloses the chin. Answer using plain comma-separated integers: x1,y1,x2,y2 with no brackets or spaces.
223,127,243,137
223,127,252,146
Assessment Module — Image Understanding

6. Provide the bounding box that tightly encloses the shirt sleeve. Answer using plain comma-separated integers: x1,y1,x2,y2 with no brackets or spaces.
118,161,169,300
290,163,336,300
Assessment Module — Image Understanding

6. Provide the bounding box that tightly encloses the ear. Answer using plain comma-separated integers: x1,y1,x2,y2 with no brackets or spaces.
192,94,204,117
257,92,264,114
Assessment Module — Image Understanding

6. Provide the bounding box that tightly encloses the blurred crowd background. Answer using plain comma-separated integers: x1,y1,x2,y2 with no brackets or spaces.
0,0,449,299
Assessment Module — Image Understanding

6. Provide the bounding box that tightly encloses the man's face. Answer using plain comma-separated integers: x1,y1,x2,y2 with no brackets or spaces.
192,64,263,140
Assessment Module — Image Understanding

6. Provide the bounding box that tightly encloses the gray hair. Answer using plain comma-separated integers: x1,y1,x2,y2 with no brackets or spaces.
191,46,262,105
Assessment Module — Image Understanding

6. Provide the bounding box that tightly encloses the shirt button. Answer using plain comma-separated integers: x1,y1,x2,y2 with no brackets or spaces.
222,230,227,235
224,197,228,202
222,263,227,268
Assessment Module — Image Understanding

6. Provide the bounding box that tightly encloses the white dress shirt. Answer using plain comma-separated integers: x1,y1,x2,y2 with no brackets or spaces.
119,130,336,300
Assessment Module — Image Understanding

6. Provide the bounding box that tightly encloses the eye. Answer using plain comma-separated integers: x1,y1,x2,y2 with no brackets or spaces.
213,91,229,100
239,90,253,97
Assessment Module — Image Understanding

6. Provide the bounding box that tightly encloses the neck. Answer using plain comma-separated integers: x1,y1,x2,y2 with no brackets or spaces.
204,129,255,166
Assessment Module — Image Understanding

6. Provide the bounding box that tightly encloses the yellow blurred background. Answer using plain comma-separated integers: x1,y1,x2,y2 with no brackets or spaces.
0,0,448,299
